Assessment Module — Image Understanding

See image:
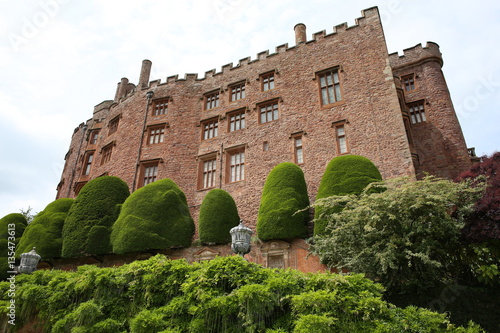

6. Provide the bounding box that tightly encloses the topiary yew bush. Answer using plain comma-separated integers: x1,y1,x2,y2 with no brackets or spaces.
199,189,240,244
111,178,195,254
0,213,27,280
61,176,130,258
314,155,382,236
257,162,310,241
17,198,74,259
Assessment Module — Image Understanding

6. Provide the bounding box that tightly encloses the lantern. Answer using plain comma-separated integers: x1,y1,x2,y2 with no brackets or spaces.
230,221,253,257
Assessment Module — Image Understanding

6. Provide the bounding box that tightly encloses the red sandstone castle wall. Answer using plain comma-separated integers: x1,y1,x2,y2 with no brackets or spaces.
56,7,469,236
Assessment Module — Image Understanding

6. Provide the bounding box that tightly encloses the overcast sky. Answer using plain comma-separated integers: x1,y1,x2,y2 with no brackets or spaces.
1,0,499,218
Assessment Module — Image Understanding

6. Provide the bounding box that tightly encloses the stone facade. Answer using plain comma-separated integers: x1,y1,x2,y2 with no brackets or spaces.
56,7,472,234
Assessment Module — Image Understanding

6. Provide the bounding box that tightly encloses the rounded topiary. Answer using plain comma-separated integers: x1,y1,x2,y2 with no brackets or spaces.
199,189,240,244
111,178,195,254
0,213,27,280
314,155,382,236
17,198,74,259
257,162,310,241
61,176,130,258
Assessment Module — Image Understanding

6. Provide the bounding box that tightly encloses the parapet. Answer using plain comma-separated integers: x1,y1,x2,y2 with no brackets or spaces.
389,42,443,70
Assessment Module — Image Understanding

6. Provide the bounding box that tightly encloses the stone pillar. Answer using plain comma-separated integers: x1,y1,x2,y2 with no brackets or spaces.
139,59,152,88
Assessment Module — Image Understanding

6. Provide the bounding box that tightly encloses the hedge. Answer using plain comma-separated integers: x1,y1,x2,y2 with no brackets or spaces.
199,189,240,244
0,213,27,280
111,178,194,254
17,198,74,259
257,162,309,240
314,155,382,236
61,176,130,258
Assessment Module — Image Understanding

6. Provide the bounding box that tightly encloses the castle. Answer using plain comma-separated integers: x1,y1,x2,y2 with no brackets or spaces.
56,7,473,232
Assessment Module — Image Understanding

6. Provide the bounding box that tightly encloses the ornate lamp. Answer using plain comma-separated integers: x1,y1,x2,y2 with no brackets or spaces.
230,221,253,257
18,247,41,274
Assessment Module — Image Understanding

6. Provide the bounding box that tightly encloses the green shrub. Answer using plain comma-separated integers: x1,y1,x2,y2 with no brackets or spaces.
111,178,194,254
314,155,382,236
17,198,74,259
198,189,240,244
61,176,130,258
0,213,27,280
257,162,310,240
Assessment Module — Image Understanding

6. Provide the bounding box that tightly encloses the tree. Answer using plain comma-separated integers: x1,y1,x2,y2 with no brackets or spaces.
111,178,195,254
62,176,130,258
257,162,310,241
310,176,485,294
17,198,74,259
199,189,240,244
0,213,27,280
314,155,382,236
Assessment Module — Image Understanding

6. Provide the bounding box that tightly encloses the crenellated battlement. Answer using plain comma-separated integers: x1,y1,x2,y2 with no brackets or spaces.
389,42,443,70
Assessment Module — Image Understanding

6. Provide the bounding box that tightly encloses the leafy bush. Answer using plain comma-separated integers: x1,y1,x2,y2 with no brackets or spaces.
0,213,27,280
311,176,485,294
111,178,194,254
17,198,74,259
314,155,382,236
61,176,130,258
0,255,484,332
199,189,240,244
257,162,310,240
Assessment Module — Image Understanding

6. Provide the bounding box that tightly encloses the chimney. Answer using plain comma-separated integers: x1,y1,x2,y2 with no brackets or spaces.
114,77,129,102
139,59,152,88
294,23,307,45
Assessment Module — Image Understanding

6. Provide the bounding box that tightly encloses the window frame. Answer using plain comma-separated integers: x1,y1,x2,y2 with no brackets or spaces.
260,71,275,91
152,97,169,116
227,108,246,132
402,74,416,92
204,90,220,110
108,115,121,135
291,134,304,165
147,123,166,145
201,117,219,140
258,99,280,124
138,160,160,188
88,129,100,145
226,146,245,183
82,151,95,176
198,153,218,190
332,121,349,155
408,100,427,124
229,81,246,101
101,142,114,165
317,67,342,106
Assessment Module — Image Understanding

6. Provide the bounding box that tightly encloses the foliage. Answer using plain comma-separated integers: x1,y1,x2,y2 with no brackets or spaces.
0,213,27,280
61,176,130,258
314,155,382,236
310,176,486,294
19,206,35,224
17,198,74,259
0,255,485,332
111,178,195,254
198,189,240,244
257,162,310,240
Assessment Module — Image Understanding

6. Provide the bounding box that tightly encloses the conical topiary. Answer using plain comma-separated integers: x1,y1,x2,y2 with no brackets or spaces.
199,189,240,244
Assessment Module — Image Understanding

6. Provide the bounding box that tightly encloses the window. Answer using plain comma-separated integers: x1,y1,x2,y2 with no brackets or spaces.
263,141,269,151
101,143,113,164
228,149,245,183
201,158,217,189
259,101,279,124
153,98,169,116
108,116,120,135
205,90,220,110
333,122,348,154
228,109,245,132
402,74,415,91
148,125,165,144
261,72,275,91
409,102,426,124
88,130,100,145
318,68,342,105
82,152,94,176
141,163,158,187
202,118,218,140
230,82,246,101
74,181,87,196
294,136,304,164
